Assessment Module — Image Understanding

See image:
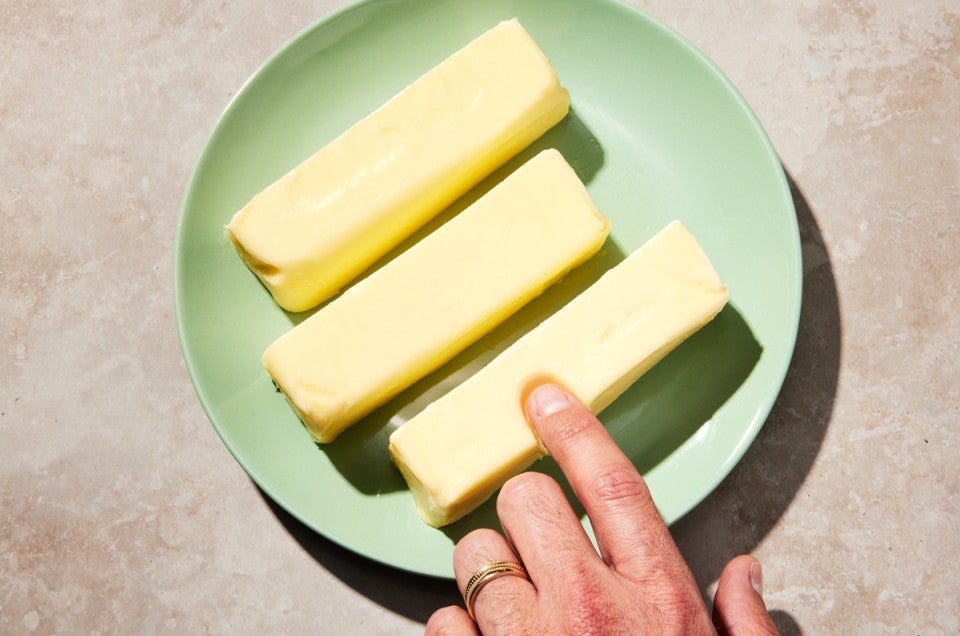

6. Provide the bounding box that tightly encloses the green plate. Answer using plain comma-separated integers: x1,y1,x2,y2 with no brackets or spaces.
175,0,800,578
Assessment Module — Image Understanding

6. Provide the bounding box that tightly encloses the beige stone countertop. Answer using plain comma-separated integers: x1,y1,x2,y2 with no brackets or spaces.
3,1,957,633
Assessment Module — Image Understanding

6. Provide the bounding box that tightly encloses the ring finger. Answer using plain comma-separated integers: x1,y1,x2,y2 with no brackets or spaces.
454,528,538,633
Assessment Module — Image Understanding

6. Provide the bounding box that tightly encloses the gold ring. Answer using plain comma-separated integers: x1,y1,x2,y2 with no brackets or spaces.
464,560,529,620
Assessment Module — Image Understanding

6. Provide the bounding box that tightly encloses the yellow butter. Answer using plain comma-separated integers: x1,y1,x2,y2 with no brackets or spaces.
263,149,609,443
389,221,730,527
228,19,570,312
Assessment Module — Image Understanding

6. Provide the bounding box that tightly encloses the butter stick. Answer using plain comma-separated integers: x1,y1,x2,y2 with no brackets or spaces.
263,149,609,443
389,221,730,527
228,19,570,312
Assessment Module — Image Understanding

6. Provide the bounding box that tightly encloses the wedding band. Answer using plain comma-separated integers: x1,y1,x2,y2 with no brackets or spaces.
464,560,529,620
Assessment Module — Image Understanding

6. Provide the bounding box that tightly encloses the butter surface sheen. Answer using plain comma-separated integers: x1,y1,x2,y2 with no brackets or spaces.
263,149,609,444
228,19,570,312
389,221,730,527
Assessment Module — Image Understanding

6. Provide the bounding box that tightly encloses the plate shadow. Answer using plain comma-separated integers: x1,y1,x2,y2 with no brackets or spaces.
672,172,839,620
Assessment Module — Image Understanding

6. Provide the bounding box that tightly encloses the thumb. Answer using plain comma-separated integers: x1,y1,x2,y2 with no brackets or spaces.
712,555,779,635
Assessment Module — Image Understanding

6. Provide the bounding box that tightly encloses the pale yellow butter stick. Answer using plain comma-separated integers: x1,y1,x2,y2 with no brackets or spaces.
389,221,730,527
228,19,570,312
263,149,609,443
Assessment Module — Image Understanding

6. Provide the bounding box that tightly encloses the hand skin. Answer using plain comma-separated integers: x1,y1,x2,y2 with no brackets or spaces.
425,383,778,636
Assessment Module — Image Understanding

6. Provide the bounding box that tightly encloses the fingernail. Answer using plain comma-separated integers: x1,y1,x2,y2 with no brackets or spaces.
749,561,763,597
527,384,573,418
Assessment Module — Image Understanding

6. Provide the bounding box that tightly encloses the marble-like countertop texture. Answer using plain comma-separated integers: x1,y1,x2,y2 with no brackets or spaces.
3,1,957,633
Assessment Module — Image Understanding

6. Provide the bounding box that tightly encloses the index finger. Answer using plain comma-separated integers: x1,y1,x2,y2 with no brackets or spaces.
524,383,686,578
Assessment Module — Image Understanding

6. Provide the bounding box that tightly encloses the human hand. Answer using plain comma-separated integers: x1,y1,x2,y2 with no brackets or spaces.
426,383,778,635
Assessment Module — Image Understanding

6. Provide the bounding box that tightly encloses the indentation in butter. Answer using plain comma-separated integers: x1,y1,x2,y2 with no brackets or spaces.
389,221,729,526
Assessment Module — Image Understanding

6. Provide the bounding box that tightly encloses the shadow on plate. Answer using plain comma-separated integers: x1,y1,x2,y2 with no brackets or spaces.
439,300,761,544
672,172,840,615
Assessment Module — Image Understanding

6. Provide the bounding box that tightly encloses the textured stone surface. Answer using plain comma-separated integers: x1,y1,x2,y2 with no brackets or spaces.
2,1,957,633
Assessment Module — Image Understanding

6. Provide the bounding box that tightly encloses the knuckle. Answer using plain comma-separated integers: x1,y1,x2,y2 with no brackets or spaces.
499,472,564,512
498,473,570,540
501,471,557,497
454,528,505,566
590,465,647,506
457,527,503,555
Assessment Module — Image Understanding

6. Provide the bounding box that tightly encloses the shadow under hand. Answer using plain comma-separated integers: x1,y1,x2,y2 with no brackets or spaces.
603,303,761,473
256,487,461,624
672,173,840,610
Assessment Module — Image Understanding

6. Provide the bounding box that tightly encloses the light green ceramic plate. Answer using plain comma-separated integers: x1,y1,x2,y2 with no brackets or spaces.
175,0,800,578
